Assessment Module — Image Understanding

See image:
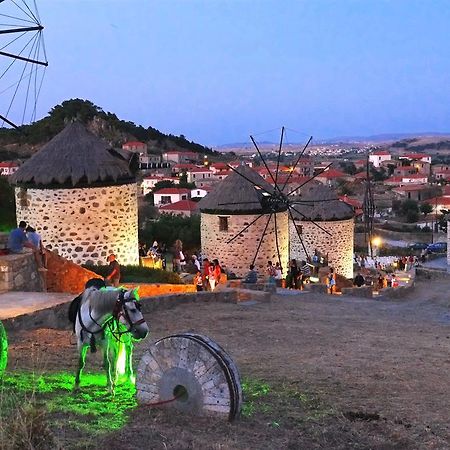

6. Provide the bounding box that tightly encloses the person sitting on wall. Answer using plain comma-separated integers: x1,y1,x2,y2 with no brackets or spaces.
353,271,365,287
105,254,121,287
8,221,46,270
26,225,47,269
244,264,258,284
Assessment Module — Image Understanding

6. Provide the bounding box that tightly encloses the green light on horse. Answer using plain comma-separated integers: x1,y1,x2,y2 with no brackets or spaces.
0,321,7,377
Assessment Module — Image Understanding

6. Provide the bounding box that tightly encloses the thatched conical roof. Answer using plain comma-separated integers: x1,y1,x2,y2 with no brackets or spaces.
199,165,283,214
10,121,134,187
290,181,354,221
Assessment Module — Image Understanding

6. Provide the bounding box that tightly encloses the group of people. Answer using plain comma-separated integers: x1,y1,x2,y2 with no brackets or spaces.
286,259,313,290
7,221,46,270
193,257,223,292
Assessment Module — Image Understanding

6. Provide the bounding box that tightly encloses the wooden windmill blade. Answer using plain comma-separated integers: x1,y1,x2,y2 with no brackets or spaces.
0,0,48,128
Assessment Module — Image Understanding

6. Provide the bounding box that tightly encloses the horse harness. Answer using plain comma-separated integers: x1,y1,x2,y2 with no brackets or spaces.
77,289,145,345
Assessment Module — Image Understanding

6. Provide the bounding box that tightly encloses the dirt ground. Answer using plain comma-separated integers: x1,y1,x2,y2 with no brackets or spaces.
4,278,450,450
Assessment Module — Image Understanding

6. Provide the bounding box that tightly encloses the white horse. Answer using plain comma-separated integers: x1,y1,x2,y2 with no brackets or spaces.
74,286,149,393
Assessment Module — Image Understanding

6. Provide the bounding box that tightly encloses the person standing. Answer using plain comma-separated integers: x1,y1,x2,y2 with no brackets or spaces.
288,259,299,289
274,262,283,287
213,259,222,286
105,254,121,287
208,262,216,291
194,271,203,292
266,261,276,285
327,268,336,294
202,258,210,290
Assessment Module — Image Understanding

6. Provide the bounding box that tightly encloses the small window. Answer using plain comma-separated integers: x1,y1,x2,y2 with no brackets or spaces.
219,216,228,232
296,224,303,235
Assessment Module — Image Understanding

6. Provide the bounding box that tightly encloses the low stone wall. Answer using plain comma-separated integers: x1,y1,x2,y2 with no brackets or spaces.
124,283,196,297
226,280,276,293
0,252,43,292
341,286,373,298
2,289,249,332
416,267,450,280
305,283,328,294
45,250,102,294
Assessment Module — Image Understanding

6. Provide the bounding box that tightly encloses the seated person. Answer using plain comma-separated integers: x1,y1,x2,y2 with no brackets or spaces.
243,264,258,284
353,271,365,287
8,221,35,254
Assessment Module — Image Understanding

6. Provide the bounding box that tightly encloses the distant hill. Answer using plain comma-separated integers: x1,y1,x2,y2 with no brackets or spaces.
389,135,450,153
322,132,450,144
0,98,214,160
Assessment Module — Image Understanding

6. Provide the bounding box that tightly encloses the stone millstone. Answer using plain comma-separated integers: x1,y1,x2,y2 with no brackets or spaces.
0,321,7,377
136,333,242,421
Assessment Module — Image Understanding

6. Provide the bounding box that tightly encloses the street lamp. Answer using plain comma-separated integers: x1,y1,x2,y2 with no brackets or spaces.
371,236,382,257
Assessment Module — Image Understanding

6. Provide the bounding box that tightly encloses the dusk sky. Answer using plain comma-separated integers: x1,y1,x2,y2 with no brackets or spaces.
5,0,450,145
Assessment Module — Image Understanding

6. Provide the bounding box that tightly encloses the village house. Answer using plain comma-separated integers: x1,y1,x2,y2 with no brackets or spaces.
172,163,199,175
0,161,19,176
385,174,428,186
368,150,391,168
122,141,147,152
186,167,214,184
315,168,350,187
399,153,432,165
191,186,213,199
392,184,439,201
141,175,180,196
153,187,190,206
162,150,199,164
159,199,199,217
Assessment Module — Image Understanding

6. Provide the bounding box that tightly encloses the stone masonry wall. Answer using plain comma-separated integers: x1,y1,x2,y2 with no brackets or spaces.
201,211,289,278
15,183,139,266
290,218,354,279
0,253,44,292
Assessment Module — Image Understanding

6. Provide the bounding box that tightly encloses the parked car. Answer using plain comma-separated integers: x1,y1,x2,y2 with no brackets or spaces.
408,242,428,251
426,242,447,253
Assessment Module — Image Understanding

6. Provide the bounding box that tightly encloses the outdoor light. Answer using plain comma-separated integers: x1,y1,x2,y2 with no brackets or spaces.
372,236,382,248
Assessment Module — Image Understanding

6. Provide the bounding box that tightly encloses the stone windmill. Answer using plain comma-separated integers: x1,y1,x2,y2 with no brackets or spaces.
10,121,139,266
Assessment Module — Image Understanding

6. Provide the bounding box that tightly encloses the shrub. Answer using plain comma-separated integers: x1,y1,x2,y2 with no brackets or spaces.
83,264,183,284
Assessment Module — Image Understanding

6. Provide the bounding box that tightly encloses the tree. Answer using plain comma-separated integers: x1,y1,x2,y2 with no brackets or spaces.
153,180,176,191
339,162,357,175
0,177,16,231
400,199,419,223
420,203,433,216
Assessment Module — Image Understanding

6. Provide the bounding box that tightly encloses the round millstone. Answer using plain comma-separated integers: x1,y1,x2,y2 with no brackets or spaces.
0,321,8,377
136,333,242,421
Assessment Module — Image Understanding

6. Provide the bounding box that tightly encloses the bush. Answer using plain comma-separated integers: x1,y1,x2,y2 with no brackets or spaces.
83,264,183,284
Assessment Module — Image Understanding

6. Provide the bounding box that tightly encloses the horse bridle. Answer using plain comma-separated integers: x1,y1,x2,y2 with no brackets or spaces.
112,290,146,333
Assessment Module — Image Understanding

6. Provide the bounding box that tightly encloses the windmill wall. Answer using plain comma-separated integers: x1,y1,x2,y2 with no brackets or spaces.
201,211,289,278
15,183,139,266
290,218,354,279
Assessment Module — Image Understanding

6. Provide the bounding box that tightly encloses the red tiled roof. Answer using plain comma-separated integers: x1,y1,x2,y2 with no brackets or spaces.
154,188,190,195
211,162,228,170
188,168,213,173
339,195,362,208
385,176,403,183
159,200,198,211
400,153,430,159
425,196,450,207
392,184,430,192
0,162,18,168
316,169,347,179
371,151,390,156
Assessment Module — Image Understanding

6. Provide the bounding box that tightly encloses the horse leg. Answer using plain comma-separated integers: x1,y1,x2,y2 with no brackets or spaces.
74,345,88,391
105,339,116,395
126,340,135,384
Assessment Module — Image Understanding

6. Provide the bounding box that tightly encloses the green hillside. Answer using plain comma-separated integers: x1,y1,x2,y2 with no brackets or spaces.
0,99,214,159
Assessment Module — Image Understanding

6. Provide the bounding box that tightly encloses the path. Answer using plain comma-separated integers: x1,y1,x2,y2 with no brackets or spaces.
0,291,74,320
423,255,448,270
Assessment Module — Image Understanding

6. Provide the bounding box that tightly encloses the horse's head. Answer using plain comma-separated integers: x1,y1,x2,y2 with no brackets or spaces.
115,289,149,340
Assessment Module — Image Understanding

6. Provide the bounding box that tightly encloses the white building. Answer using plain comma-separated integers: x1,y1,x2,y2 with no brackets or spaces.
153,187,190,206
369,150,391,168
0,162,19,176
141,176,179,196
186,167,214,184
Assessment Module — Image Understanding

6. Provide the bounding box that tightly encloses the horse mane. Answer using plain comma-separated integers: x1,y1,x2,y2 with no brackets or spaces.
81,287,121,314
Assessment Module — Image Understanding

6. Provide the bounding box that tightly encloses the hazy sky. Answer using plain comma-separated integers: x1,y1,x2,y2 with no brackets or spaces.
5,0,450,145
